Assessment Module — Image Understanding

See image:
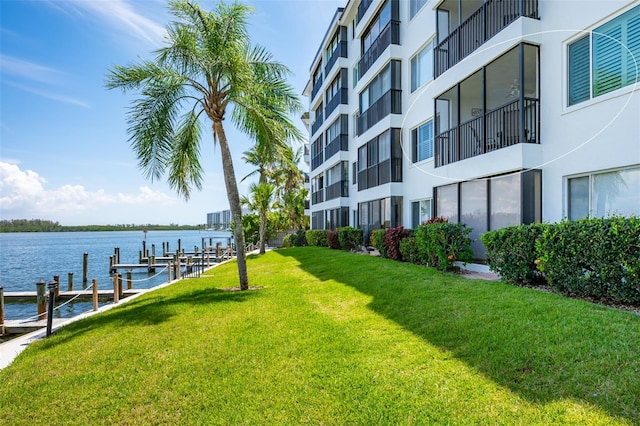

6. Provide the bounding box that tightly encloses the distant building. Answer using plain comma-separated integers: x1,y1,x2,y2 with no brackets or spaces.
206,207,252,230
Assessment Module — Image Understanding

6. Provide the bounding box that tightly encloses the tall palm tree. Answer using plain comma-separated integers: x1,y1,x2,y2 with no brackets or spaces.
241,182,275,255
106,0,301,290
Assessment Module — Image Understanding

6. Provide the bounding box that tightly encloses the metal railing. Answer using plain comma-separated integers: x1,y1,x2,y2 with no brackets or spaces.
311,152,324,171
312,190,324,205
311,111,324,136
358,20,400,80
325,41,348,75
435,98,540,167
357,89,402,136
325,180,349,200
325,88,348,118
325,134,348,160
357,0,374,21
434,0,539,77
311,75,323,100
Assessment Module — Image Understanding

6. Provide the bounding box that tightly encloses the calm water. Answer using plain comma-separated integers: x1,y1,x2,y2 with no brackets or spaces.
0,230,231,320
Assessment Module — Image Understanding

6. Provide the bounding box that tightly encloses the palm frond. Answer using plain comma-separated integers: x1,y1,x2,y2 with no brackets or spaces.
167,110,204,199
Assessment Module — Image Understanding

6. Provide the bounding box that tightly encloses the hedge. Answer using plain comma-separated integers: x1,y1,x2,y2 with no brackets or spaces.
305,230,327,247
481,223,547,285
338,226,363,251
536,217,640,304
369,229,386,257
399,236,422,265
326,230,341,250
382,227,412,261
415,222,474,271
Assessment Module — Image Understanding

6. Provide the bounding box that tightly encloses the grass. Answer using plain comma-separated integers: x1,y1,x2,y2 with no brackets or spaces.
1,247,639,425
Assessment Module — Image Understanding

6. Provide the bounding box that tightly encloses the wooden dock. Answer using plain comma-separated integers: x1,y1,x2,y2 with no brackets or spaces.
3,318,66,334
3,289,145,303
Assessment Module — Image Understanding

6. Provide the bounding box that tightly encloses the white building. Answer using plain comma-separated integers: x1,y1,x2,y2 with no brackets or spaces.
304,0,640,257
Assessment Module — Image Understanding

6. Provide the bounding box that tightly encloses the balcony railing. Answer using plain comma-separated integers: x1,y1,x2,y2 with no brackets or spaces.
325,181,349,200
325,134,348,160
325,41,348,75
312,190,324,205
357,89,402,136
311,75,323,100
325,88,348,117
311,111,324,136
357,0,374,21
434,0,539,77
434,98,540,167
358,20,400,80
311,152,324,171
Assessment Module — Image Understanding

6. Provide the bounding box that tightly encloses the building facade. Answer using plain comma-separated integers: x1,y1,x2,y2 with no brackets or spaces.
304,0,640,257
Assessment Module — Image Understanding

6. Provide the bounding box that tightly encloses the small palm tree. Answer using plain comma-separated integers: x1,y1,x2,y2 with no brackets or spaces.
106,0,301,290
241,182,275,254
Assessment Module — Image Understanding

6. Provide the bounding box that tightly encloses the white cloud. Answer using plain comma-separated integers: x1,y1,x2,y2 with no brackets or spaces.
0,162,176,219
4,81,90,108
0,54,66,83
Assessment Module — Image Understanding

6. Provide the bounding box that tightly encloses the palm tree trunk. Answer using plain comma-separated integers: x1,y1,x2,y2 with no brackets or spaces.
213,120,248,290
259,211,266,255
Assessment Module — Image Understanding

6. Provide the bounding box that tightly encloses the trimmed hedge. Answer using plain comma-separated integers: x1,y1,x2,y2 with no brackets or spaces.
305,230,328,247
481,223,547,285
415,222,474,271
370,229,386,258
382,227,412,261
399,236,422,265
537,217,640,304
338,226,363,251
326,230,341,250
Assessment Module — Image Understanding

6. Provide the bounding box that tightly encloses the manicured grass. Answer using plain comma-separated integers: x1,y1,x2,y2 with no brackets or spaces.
1,247,639,425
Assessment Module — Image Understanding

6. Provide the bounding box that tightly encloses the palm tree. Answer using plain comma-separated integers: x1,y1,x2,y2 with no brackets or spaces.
241,182,275,255
106,0,302,290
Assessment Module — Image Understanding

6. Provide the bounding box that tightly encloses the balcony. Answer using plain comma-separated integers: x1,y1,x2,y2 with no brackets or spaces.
325,180,349,201
325,88,348,118
435,98,540,167
358,20,400,80
357,0,374,22
325,41,347,75
311,152,323,171
311,75,323,101
434,0,539,77
311,111,324,136
312,190,324,205
357,89,402,136
325,134,348,160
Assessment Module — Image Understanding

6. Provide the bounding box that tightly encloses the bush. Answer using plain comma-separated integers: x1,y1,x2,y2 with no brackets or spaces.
338,226,363,251
369,229,386,257
293,229,307,247
481,223,548,285
399,236,423,265
415,222,474,271
281,234,294,248
305,230,327,247
536,217,640,304
326,230,341,250
382,227,412,261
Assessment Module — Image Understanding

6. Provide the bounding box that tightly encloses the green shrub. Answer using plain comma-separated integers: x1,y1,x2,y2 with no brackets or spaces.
369,229,386,257
399,236,423,265
415,222,474,271
326,230,341,250
338,226,363,251
305,230,327,247
281,234,294,248
382,227,412,261
481,223,548,285
293,229,307,247
536,217,640,304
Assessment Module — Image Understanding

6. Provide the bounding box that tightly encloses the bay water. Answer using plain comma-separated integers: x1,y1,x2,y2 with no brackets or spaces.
0,230,231,321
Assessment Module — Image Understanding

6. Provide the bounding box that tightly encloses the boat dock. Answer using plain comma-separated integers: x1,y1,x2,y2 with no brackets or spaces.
3,289,145,303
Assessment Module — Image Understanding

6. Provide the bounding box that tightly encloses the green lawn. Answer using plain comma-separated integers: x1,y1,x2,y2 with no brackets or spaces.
1,247,639,425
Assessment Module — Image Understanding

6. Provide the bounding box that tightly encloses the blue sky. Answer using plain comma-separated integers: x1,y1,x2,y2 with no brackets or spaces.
0,0,342,225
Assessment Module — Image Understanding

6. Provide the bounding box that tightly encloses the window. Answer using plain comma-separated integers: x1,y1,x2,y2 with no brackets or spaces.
357,128,402,191
326,73,340,100
410,0,427,19
362,0,391,53
411,43,433,92
567,5,640,106
568,166,640,219
411,120,433,162
411,199,432,228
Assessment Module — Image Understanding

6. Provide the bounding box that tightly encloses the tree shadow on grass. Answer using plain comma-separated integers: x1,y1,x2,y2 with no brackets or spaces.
36,286,258,350
278,248,640,423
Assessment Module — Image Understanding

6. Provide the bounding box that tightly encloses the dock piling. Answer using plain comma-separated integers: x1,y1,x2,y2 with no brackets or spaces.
178,238,182,252
113,275,120,303
46,280,57,337
118,274,123,300
127,271,132,290
152,244,155,257
167,260,172,282
68,272,74,291
53,275,60,298
0,286,4,335
83,252,88,283
36,280,46,320
92,278,98,311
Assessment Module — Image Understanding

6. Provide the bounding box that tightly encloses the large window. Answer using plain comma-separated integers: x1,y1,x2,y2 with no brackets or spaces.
411,120,433,162
411,199,432,228
568,5,640,106
568,166,640,219
411,43,433,92
360,62,392,112
362,0,391,53
357,128,402,191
